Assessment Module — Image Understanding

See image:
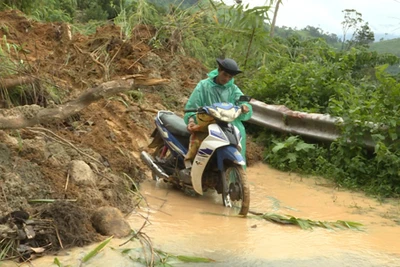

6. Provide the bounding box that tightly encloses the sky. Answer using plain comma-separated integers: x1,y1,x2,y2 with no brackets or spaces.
222,0,400,37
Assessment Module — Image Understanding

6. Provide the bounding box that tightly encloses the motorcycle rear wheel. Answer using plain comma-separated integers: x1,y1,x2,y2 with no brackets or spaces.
222,165,250,216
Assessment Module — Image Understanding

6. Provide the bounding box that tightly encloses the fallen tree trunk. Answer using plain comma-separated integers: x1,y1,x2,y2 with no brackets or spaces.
0,76,37,89
0,78,168,129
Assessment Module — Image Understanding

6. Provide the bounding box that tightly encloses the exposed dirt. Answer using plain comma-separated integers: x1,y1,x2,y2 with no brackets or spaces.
0,9,262,260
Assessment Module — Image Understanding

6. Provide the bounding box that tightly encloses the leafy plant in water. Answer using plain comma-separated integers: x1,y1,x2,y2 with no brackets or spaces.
152,249,215,266
255,212,363,230
120,247,215,266
203,211,363,231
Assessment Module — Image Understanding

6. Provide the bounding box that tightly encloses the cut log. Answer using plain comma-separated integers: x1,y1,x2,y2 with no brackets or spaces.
0,78,168,129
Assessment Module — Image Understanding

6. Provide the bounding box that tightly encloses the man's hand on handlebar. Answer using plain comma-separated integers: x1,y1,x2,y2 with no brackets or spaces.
241,104,249,114
187,117,201,133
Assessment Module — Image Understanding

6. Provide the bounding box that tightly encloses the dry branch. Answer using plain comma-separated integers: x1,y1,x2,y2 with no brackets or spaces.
138,106,158,113
0,78,168,129
0,76,37,89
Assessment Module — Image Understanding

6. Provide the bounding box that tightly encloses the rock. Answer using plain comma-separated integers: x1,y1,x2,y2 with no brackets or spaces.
45,142,71,166
68,160,96,186
0,143,10,165
140,52,163,79
91,207,131,238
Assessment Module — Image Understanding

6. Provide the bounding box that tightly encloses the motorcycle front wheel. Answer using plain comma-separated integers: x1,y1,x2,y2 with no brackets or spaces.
222,165,250,216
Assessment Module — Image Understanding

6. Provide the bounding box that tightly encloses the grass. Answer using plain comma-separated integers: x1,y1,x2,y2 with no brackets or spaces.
0,238,15,261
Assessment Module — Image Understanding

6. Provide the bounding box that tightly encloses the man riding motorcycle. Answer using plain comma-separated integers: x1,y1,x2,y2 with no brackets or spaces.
184,58,253,168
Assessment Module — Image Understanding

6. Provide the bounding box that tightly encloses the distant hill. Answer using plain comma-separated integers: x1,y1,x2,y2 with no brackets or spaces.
369,38,400,75
374,33,400,42
370,38,400,56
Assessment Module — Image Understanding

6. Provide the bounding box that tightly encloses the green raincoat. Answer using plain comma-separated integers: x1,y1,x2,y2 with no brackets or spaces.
184,69,253,166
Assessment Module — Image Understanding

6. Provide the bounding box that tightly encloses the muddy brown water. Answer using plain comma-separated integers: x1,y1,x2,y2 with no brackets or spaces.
6,163,400,267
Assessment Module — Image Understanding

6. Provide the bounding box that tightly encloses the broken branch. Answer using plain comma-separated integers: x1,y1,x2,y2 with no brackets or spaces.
0,78,168,129
0,76,37,89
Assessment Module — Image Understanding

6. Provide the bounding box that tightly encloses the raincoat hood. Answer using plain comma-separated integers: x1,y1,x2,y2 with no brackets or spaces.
207,69,235,87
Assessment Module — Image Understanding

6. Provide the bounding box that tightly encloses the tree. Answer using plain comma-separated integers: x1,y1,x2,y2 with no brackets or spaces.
353,23,375,47
341,9,374,50
269,0,282,38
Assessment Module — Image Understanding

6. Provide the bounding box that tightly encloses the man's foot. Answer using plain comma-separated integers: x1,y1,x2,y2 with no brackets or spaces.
184,159,192,169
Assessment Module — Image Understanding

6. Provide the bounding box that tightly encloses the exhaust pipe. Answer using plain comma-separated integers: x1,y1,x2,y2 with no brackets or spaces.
140,151,169,179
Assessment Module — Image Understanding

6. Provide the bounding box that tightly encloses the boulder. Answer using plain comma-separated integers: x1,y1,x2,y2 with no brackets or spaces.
91,206,131,238
68,160,95,186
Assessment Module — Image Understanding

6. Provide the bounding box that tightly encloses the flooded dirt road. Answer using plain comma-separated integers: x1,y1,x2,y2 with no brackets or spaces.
129,163,400,267
6,163,400,267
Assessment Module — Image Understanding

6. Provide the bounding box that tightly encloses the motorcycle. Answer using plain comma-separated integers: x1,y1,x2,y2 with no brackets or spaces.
140,95,251,215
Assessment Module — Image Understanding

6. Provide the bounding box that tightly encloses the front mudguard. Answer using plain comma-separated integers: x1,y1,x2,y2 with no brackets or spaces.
215,146,245,209
216,146,245,171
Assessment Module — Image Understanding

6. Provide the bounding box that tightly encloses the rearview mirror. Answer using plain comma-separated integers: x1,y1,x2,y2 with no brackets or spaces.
237,95,252,103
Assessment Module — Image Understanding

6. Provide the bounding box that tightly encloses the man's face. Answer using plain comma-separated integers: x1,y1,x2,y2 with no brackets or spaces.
216,70,234,85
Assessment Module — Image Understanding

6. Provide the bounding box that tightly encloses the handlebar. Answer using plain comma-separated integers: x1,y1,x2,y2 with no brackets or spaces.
184,105,245,113
184,96,251,113
184,108,199,113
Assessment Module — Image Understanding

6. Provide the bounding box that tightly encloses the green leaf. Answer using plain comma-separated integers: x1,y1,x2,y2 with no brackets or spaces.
295,219,312,230
82,236,113,263
371,134,385,141
272,142,285,153
176,255,215,263
320,221,333,229
53,258,62,267
285,153,297,163
295,142,315,152
257,213,363,231
389,132,398,141
121,248,132,254
286,136,298,144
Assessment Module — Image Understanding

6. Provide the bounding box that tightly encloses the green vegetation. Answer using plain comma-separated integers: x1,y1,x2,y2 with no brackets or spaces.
370,38,400,75
130,249,216,265
52,236,215,266
82,236,114,263
117,227,215,266
254,212,363,230
1,0,400,197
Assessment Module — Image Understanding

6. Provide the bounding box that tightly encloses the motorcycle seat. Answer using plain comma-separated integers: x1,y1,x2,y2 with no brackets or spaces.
159,112,190,137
